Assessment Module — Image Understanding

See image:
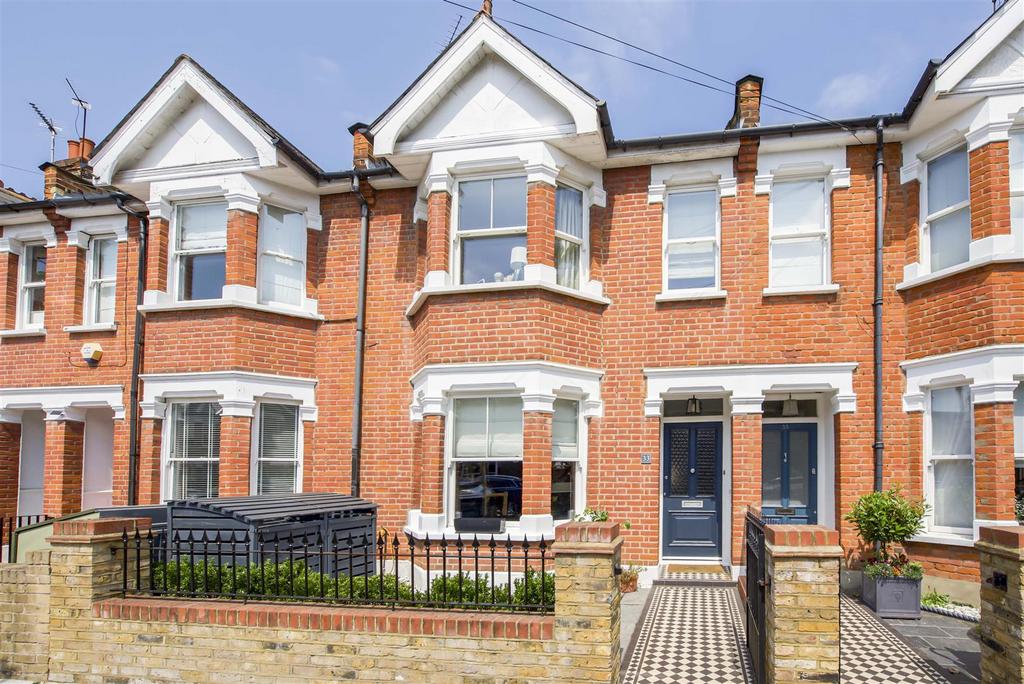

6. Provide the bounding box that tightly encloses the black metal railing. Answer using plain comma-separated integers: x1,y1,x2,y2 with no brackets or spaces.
121,528,554,613
744,509,768,684
1,515,52,563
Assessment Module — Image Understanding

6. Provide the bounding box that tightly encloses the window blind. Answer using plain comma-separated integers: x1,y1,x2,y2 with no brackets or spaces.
257,403,300,494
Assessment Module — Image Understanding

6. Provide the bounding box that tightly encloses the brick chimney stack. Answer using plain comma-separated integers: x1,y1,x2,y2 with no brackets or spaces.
42,137,98,198
726,75,763,129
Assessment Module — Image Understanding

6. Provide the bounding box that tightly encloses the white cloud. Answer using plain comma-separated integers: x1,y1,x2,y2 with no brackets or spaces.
816,72,884,117
304,55,343,84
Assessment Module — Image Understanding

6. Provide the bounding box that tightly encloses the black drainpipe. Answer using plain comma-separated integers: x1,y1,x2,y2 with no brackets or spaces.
114,194,149,506
873,118,886,492
349,174,370,498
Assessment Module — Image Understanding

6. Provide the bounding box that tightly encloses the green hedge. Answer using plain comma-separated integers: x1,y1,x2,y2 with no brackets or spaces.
151,559,554,610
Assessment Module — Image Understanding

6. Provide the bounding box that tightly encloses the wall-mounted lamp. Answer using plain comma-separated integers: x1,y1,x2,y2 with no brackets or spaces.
782,393,799,417
686,395,702,415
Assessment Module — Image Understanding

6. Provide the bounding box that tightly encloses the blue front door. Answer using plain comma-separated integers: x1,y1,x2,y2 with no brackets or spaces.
662,422,722,558
761,424,818,524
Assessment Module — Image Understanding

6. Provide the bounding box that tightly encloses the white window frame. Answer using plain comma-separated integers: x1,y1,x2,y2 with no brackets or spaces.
162,399,222,502
920,144,971,275
249,400,303,495
450,173,528,286
924,384,975,537
17,241,46,330
1010,128,1023,237
257,204,307,308
444,393,525,528
662,184,721,294
84,235,117,325
554,181,589,290
551,397,587,523
768,177,831,289
169,200,228,303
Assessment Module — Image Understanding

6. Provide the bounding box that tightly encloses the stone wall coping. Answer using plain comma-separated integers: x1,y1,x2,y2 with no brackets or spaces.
978,524,1024,551
976,540,1024,561
765,524,839,548
766,543,845,559
50,517,152,540
551,537,624,556
94,598,554,640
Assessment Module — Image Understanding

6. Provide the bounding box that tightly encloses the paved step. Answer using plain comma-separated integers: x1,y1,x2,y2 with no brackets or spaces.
655,563,734,586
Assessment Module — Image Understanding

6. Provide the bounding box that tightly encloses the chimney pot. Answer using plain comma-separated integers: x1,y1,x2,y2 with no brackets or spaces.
481,0,493,16
79,137,95,160
67,139,81,158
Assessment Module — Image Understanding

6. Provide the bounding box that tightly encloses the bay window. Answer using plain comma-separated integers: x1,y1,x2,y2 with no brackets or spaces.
85,236,117,325
168,402,221,499
259,205,306,307
555,185,584,289
255,403,300,495
18,243,46,328
456,176,527,285
175,202,227,301
769,179,828,288
925,146,971,272
551,398,581,521
451,397,523,522
927,386,974,534
664,189,718,291
1011,130,1023,234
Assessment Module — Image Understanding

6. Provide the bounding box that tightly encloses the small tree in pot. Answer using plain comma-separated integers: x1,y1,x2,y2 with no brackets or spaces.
845,488,927,619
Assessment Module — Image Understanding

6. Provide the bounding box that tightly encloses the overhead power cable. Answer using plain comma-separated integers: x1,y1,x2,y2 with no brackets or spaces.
440,0,819,123
509,0,851,131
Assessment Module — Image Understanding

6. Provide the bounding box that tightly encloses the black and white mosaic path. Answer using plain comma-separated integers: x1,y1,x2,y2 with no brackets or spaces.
622,585,953,683
622,584,752,684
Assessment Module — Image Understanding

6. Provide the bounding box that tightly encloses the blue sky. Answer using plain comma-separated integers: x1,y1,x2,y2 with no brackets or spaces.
0,0,992,197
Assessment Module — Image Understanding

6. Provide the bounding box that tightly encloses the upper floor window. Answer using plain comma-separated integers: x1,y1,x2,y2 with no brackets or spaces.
450,396,523,522
167,401,221,499
925,146,971,272
555,185,584,289
18,243,46,328
927,385,974,535
254,403,300,495
175,202,227,301
1011,130,1023,234
258,205,306,307
456,176,527,285
85,236,117,325
664,189,718,291
769,179,828,288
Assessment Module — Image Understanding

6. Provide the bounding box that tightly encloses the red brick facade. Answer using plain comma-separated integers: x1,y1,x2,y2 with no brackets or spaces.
2,13,1021,592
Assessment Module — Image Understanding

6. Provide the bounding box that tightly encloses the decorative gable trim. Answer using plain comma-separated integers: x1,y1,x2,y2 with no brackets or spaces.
370,16,601,157
934,0,1023,95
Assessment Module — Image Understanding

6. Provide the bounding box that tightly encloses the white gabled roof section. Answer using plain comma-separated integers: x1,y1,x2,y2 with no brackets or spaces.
935,0,1023,96
90,57,278,185
370,15,602,157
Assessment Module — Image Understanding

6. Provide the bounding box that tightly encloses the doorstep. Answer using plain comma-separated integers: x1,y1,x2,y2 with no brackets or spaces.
655,563,734,586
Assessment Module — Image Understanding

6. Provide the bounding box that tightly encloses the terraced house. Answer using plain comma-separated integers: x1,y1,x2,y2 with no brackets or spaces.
1,0,1022,604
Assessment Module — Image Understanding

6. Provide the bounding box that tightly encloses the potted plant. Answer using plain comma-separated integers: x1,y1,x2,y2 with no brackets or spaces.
619,566,641,593
845,487,927,619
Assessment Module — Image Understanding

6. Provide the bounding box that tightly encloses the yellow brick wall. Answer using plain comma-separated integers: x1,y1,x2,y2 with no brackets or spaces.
0,551,50,679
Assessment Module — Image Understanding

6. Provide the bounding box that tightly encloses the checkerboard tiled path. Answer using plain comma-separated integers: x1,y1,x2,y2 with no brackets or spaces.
621,584,954,683
658,564,733,584
621,584,752,684
841,595,949,684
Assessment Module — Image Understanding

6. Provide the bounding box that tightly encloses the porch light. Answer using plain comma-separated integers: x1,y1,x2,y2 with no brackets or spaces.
686,395,702,415
782,394,798,417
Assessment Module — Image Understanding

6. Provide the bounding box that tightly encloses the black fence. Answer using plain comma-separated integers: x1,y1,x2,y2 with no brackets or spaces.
1,515,52,563
744,509,768,684
121,528,554,614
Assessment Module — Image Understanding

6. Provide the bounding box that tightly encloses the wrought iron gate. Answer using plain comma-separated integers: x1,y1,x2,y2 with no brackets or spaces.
745,509,768,684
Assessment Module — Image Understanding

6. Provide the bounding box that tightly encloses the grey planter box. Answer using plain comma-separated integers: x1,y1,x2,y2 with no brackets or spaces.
862,574,921,619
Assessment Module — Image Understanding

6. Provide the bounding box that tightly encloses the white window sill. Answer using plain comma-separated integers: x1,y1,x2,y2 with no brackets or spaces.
403,525,555,542
0,328,46,339
64,322,118,333
910,532,976,548
896,252,1024,291
138,298,325,321
655,288,728,303
406,279,611,317
762,284,840,297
